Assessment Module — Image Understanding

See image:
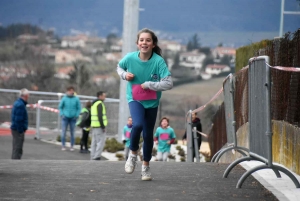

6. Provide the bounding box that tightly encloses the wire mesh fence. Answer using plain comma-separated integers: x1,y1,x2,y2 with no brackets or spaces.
205,63,300,161
257,29,300,67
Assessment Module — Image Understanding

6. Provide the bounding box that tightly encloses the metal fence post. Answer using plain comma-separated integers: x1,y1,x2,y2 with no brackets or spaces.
35,100,42,140
193,126,200,162
186,110,193,162
57,93,62,131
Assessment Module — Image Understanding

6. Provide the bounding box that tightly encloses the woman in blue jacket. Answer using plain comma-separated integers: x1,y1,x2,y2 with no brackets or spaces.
59,86,81,151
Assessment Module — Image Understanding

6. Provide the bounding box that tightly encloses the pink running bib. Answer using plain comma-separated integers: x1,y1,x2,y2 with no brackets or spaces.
125,131,130,138
132,84,157,101
160,133,170,140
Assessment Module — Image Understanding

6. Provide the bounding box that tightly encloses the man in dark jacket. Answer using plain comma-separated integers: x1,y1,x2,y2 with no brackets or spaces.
10,88,29,159
182,112,202,160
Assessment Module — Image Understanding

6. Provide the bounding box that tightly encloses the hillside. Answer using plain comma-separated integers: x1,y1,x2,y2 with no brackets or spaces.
160,76,226,138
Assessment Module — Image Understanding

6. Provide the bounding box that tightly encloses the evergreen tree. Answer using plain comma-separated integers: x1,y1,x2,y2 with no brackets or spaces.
186,33,201,51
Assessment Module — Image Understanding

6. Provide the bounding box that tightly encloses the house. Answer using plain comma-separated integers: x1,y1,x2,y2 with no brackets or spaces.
54,66,74,79
160,40,183,52
104,52,122,62
61,34,88,48
110,39,123,52
54,49,91,64
92,75,117,86
0,66,29,80
212,47,236,58
205,64,231,75
179,51,206,69
17,34,39,43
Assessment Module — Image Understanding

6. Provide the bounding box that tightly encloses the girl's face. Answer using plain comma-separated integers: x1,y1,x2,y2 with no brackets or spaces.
127,118,132,126
137,32,155,54
192,113,197,120
161,119,168,128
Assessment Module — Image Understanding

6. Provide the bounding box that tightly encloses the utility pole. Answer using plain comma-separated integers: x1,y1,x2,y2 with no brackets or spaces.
118,0,140,141
279,0,300,37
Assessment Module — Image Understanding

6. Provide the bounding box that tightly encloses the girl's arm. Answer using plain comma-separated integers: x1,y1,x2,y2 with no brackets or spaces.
142,76,173,91
117,65,134,81
169,138,175,144
116,65,127,80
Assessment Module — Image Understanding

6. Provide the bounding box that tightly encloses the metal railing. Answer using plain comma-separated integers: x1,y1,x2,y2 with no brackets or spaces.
210,74,248,162
0,89,120,139
222,56,300,188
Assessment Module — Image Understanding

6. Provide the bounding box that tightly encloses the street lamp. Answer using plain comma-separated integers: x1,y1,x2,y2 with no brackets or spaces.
279,0,300,37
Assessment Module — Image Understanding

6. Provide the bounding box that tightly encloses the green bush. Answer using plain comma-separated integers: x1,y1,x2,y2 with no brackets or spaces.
176,145,185,157
178,149,185,157
56,135,61,142
180,157,186,162
75,137,81,145
152,147,157,156
115,153,124,161
57,135,91,148
176,145,181,151
235,39,272,72
104,138,124,153
56,135,70,142
168,154,175,160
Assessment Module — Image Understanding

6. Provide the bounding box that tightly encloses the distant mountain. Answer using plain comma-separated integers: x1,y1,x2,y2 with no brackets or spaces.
0,0,299,46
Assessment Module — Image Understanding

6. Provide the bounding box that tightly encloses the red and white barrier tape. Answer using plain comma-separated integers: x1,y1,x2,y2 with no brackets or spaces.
0,104,59,113
192,87,224,114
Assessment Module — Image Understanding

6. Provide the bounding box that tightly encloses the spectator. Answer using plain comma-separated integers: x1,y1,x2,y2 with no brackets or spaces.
122,117,133,160
10,88,29,159
154,117,176,161
90,91,107,160
182,112,202,160
59,86,81,151
77,101,92,153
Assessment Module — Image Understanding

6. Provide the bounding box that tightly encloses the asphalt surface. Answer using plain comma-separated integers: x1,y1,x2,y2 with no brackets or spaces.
0,134,278,201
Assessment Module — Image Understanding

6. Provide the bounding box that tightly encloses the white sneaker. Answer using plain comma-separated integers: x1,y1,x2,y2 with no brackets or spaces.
70,147,74,151
61,147,66,151
141,166,152,181
125,154,137,174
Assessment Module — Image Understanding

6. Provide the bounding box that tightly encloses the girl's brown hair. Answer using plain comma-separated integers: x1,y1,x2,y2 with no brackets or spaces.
160,117,169,126
136,28,162,56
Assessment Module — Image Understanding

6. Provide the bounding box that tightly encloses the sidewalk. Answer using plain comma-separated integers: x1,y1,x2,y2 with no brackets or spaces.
240,161,300,201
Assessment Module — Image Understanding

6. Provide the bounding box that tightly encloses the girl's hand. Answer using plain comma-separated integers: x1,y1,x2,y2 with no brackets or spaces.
167,140,171,145
141,83,146,89
126,72,134,81
155,141,158,145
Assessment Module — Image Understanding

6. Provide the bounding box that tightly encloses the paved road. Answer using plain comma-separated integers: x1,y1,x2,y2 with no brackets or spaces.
0,160,278,201
0,134,90,160
0,134,278,201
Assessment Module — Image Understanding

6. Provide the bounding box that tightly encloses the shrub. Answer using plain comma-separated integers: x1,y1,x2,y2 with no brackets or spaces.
56,135,70,142
75,137,81,145
56,135,61,142
180,157,186,162
176,145,185,157
200,151,211,162
178,149,185,157
168,154,175,160
176,145,182,151
152,147,157,156
115,153,124,161
104,138,124,153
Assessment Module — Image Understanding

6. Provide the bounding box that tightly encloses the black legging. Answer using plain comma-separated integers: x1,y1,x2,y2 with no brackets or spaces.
80,129,90,150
